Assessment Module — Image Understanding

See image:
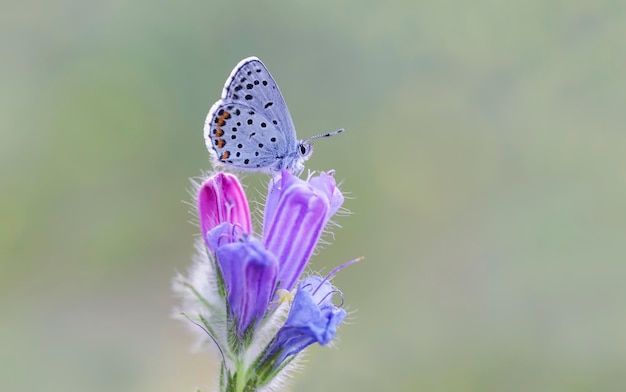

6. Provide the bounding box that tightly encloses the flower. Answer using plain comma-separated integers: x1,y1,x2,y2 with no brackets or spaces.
263,170,344,291
216,235,278,337
199,170,344,292
180,170,352,390
197,172,252,252
262,275,346,368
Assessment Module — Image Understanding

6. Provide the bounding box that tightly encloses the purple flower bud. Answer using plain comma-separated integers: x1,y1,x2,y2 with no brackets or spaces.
309,171,344,221
265,276,346,367
216,236,278,337
263,171,343,291
198,173,252,251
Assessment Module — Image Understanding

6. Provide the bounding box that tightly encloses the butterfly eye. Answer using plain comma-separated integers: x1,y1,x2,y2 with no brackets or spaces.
298,143,313,158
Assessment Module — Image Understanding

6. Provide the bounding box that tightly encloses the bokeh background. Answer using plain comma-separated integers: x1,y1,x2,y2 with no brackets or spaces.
2,0,626,391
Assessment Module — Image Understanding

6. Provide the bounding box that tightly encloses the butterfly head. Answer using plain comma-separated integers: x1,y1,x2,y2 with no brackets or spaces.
298,142,314,160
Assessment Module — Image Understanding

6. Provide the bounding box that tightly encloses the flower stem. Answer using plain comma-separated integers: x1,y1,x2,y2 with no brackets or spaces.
234,360,248,392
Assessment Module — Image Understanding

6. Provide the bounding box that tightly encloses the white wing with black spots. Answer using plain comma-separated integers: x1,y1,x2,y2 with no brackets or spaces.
219,57,297,149
204,56,321,174
205,101,291,171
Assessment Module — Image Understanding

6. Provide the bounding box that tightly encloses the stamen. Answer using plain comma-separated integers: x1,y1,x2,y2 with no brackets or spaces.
313,256,364,296
276,288,294,304
216,232,236,248
230,222,245,239
213,223,247,248
317,289,344,307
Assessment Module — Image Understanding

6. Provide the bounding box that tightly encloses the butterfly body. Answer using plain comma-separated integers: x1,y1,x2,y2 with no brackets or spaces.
204,57,314,175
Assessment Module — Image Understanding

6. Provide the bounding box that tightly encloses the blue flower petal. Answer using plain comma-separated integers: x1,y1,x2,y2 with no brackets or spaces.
216,236,278,336
266,276,346,366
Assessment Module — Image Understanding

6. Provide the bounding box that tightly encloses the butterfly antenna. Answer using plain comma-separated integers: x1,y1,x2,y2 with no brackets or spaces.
304,128,345,143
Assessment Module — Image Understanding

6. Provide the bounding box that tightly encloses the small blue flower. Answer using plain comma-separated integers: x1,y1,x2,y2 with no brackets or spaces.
264,275,346,368
215,235,278,337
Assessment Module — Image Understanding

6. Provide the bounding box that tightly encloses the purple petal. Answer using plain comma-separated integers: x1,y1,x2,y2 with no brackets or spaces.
309,171,344,221
263,171,344,291
265,276,346,366
216,236,278,336
263,171,298,234
198,173,252,251
205,222,235,251
263,175,327,291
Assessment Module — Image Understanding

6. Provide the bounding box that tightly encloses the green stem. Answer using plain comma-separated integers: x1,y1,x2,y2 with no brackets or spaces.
234,360,248,392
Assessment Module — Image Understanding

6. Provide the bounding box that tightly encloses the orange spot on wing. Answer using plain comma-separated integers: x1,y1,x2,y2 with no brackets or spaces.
215,128,224,137
216,110,231,127
217,139,226,148
220,151,230,160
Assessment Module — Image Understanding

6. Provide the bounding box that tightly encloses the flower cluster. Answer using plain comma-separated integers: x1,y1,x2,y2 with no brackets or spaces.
175,170,356,391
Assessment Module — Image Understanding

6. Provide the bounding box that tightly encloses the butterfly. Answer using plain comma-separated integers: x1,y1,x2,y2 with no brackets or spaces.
204,57,343,175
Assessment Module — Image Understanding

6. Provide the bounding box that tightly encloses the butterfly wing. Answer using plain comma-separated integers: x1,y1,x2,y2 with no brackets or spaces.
221,57,297,147
204,57,302,172
205,101,292,171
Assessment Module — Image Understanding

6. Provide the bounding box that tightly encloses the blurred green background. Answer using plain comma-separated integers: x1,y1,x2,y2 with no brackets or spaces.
2,0,626,391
